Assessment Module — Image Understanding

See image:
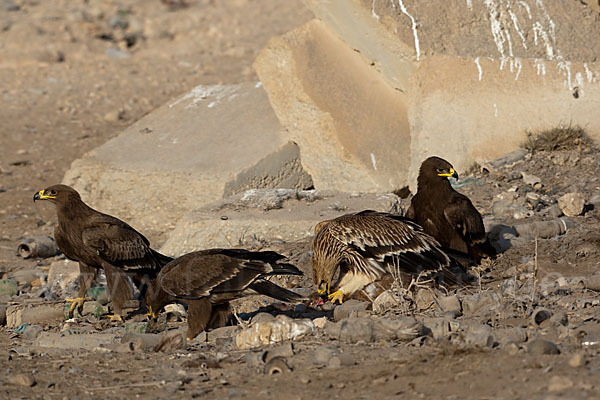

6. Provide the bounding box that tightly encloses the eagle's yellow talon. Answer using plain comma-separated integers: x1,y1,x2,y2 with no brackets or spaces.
104,314,123,322
147,305,156,320
66,297,92,314
328,290,344,304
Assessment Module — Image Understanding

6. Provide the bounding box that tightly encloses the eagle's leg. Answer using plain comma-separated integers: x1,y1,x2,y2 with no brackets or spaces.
328,290,345,304
103,264,133,321
66,262,97,317
186,298,212,341
208,302,232,330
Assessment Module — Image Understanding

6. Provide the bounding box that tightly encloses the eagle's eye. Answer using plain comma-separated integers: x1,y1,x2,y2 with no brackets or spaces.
436,168,445,173
49,189,57,196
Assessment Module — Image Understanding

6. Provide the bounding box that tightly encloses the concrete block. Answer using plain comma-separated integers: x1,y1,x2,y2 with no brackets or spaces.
6,301,65,328
63,82,312,239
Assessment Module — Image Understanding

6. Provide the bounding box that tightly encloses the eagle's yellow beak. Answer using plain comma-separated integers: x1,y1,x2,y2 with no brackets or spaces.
33,190,56,201
438,168,459,180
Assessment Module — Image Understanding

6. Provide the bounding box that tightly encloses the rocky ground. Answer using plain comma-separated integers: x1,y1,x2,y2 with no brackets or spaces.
2,1,600,399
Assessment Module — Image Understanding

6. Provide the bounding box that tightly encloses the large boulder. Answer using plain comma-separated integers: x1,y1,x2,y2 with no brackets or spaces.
63,82,312,239
255,0,600,190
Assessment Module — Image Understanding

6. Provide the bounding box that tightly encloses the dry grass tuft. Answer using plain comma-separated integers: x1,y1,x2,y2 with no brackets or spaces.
522,124,591,153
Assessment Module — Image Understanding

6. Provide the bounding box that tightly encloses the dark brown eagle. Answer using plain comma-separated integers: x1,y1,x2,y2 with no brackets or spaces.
407,156,496,262
312,210,452,304
144,248,305,340
34,184,173,319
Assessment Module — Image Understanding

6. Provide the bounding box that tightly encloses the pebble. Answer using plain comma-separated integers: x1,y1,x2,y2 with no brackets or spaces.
23,325,43,341
526,339,560,355
103,109,124,121
312,316,327,329
558,192,585,217
327,353,355,368
547,376,573,392
521,172,541,186
235,315,313,349
8,373,36,387
333,299,369,321
313,346,338,366
337,317,373,342
11,269,39,285
436,295,461,314
568,352,585,368
0,0,19,11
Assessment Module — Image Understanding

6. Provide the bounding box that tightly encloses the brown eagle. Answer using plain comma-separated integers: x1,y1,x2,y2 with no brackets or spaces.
312,210,451,304
407,156,496,262
144,248,305,340
34,184,172,319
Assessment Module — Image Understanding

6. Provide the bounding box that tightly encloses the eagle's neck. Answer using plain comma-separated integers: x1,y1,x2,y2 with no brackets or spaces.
56,197,95,223
417,175,453,194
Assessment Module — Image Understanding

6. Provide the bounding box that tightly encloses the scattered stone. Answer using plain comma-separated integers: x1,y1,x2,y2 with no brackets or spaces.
23,325,43,341
460,322,496,347
558,193,585,217
526,338,560,355
327,353,355,368
207,326,239,343
544,204,564,218
35,332,117,350
547,376,573,392
436,295,461,314
121,332,162,351
521,172,541,186
8,373,35,387
326,317,374,342
568,352,585,368
372,290,397,313
0,0,19,11
6,302,64,328
105,48,131,59
312,316,327,329
488,149,528,169
235,315,313,349
415,289,435,311
461,292,501,315
495,327,528,345
422,317,452,339
154,330,186,353
333,299,369,321
312,346,338,366
17,235,59,259
586,275,600,291
10,269,38,285
265,343,294,362
373,317,424,342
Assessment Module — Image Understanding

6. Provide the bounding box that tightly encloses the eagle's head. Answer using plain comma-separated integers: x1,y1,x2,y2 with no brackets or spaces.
33,184,81,205
419,156,459,183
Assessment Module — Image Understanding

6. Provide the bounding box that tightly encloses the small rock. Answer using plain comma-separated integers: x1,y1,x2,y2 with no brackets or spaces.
547,375,573,392
495,327,528,345
521,172,541,186
372,290,397,313
103,109,125,121
235,315,313,349
436,295,461,314
207,326,238,343
461,323,496,347
0,279,17,296
544,204,564,218
10,269,38,285
337,317,374,342
415,289,435,311
23,325,43,341
327,353,355,368
488,149,528,169
333,299,369,321
312,316,327,329
1,0,19,11
586,274,600,291
461,292,501,314
558,193,585,217
8,373,35,387
526,338,560,355
312,346,338,366
568,352,585,368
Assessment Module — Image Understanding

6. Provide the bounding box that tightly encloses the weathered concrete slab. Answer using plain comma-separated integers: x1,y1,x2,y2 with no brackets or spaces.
160,189,402,255
6,301,65,329
256,0,600,190
63,82,312,239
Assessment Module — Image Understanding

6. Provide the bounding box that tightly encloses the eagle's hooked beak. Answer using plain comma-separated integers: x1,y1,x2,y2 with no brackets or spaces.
438,168,459,180
33,190,56,202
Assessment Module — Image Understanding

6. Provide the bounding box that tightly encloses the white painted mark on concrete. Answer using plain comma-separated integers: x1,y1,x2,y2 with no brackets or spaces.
207,101,216,108
584,63,594,83
534,58,546,76
466,0,473,10
507,0,528,49
475,57,483,81
397,0,420,61
483,0,510,58
518,1,531,19
532,22,554,60
557,60,573,90
255,82,263,88
370,153,378,170
535,0,556,42
169,84,239,109
493,103,498,117
514,57,522,80
500,56,508,71
372,0,380,19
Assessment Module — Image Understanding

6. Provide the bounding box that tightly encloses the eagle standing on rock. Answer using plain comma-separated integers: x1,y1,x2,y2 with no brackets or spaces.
34,184,173,320
407,156,496,263
144,248,305,340
312,210,452,304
